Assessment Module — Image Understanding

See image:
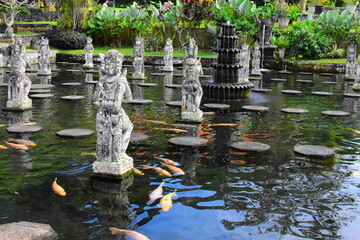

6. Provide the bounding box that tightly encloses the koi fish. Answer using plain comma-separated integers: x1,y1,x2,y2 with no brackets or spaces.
208,123,238,127
133,168,145,176
149,182,165,201
142,166,172,177
203,112,215,115
159,189,177,211
161,163,185,176
52,177,66,196
0,124,8,128
0,145,7,150
155,156,180,166
80,152,96,157
144,120,168,125
109,227,150,240
8,138,36,147
345,127,360,135
351,170,360,178
4,141,29,151
21,122,37,126
154,128,188,133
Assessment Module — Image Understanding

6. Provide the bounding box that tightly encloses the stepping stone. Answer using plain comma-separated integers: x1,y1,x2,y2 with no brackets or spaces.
322,110,350,116
242,105,269,112
294,144,335,158
312,91,333,96
173,73,183,77
203,103,230,110
26,69,38,73
127,99,154,105
85,81,98,84
29,89,51,93
296,79,313,83
56,62,68,64
281,90,302,94
30,84,55,89
29,93,54,98
249,76,262,80
52,69,61,72
66,69,82,72
6,125,43,133
61,82,82,86
169,136,208,147
323,81,337,85
344,93,360,98
165,84,182,88
56,128,94,138
166,101,182,107
320,73,336,76
60,95,85,100
130,132,150,142
281,108,308,114
0,83,8,87
278,70,292,74
0,221,57,240
67,62,81,65
138,82,158,87
252,88,271,93
270,78,286,82
230,141,270,152
299,72,313,75
150,72,166,76
199,75,212,79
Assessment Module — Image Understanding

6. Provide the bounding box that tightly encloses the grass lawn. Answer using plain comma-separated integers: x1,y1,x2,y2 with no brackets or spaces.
14,21,57,26
295,58,348,64
56,46,217,58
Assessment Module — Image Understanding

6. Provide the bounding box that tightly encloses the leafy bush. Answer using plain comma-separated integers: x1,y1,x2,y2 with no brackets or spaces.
44,29,87,49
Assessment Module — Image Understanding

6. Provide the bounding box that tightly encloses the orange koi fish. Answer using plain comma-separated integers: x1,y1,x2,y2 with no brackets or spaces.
109,227,150,240
8,138,36,147
149,182,165,201
4,141,29,151
21,122,37,126
143,166,172,177
155,156,180,166
346,128,360,135
0,145,7,150
144,120,168,125
133,168,145,176
208,123,238,127
161,163,185,176
154,128,188,133
52,177,66,196
159,189,177,211
80,152,96,157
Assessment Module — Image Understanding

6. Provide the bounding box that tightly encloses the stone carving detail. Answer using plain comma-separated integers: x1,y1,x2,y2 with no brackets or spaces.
345,42,357,79
251,43,261,75
238,44,251,83
83,37,94,69
352,63,360,90
163,38,174,72
38,37,51,75
6,39,32,110
93,49,134,176
132,36,145,79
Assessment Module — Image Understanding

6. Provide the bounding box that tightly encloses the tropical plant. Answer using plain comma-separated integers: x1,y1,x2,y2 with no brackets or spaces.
254,3,276,18
0,0,30,34
275,0,290,18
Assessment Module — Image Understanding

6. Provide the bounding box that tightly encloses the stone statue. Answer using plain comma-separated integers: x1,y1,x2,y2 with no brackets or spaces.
185,38,198,59
254,16,277,46
251,43,261,75
181,59,203,121
6,39,32,110
132,36,145,79
345,42,357,79
83,37,94,69
163,38,174,72
352,64,360,90
238,44,251,83
38,37,51,75
93,49,134,176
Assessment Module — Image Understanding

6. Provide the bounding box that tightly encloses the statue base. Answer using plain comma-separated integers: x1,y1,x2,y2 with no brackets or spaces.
6,99,32,111
260,44,277,59
162,66,174,72
92,159,133,177
181,111,203,121
201,80,253,101
353,83,360,91
38,70,52,76
131,73,146,80
82,64,94,69
251,70,262,76
344,75,355,80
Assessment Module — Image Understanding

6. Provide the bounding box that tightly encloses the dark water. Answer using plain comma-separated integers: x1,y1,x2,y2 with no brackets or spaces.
1,64,360,240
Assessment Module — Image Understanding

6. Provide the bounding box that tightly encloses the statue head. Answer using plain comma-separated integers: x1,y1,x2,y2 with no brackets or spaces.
166,38,172,45
103,49,124,77
87,37,93,44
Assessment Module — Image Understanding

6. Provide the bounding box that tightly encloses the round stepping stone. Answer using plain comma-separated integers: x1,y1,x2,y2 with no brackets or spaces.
322,110,350,116
294,144,335,158
252,88,271,93
168,136,208,147
344,93,360,98
29,93,54,98
323,81,337,85
165,84,182,88
130,132,150,142
30,89,51,93
271,78,286,82
249,76,262,80
230,141,270,152
52,69,61,72
56,61,68,64
242,105,269,112
199,75,212,79
0,221,57,240
150,72,166,76
166,101,182,107
320,73,335,76
0,83,8,87
85,81,98,84
60,95,85,100
26,69,38,73
312,91,333,96
61,82,82,86
281,108,308,114
203,103,230,110
278,70,292,74
66,69,81,72
6,125,43,133
299,72,313,75
281,90,302,94
127,99,154,105
56,128,94,138
30,84,55,89
296,79,313,83
138,82,158,87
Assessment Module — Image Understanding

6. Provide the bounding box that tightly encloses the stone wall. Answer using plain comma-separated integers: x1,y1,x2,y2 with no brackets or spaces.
15,8,58,22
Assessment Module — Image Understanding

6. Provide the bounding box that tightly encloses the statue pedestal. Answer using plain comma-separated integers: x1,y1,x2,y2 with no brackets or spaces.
131,73,146,80
82,64,94,69
181,111,203,121
260,45,277,59
93,159,133,177
163,66,174,72
38,70,52,76
6,99,32,111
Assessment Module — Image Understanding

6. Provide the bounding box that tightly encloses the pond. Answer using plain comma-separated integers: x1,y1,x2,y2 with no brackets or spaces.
0,63,360,240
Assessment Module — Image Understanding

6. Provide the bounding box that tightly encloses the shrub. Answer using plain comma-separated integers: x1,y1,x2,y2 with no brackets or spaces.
44,29,87,49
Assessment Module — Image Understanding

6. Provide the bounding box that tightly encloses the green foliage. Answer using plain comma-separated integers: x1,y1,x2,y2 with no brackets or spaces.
254,3,276,18
288,4,301,22
326,44,346,58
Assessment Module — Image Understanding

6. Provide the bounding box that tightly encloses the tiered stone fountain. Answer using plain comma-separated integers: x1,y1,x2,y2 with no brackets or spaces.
202,23,253,100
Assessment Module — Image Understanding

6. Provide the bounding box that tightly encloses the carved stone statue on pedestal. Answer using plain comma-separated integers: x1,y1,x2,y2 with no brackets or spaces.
132,36,145,79
352,63,360,90
251,43,261,75
345,42,357,79
93,49,134,176
38,37,51,76
238,44,251,83
6,39,32,110
83,37,94,69
163,38,174,72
